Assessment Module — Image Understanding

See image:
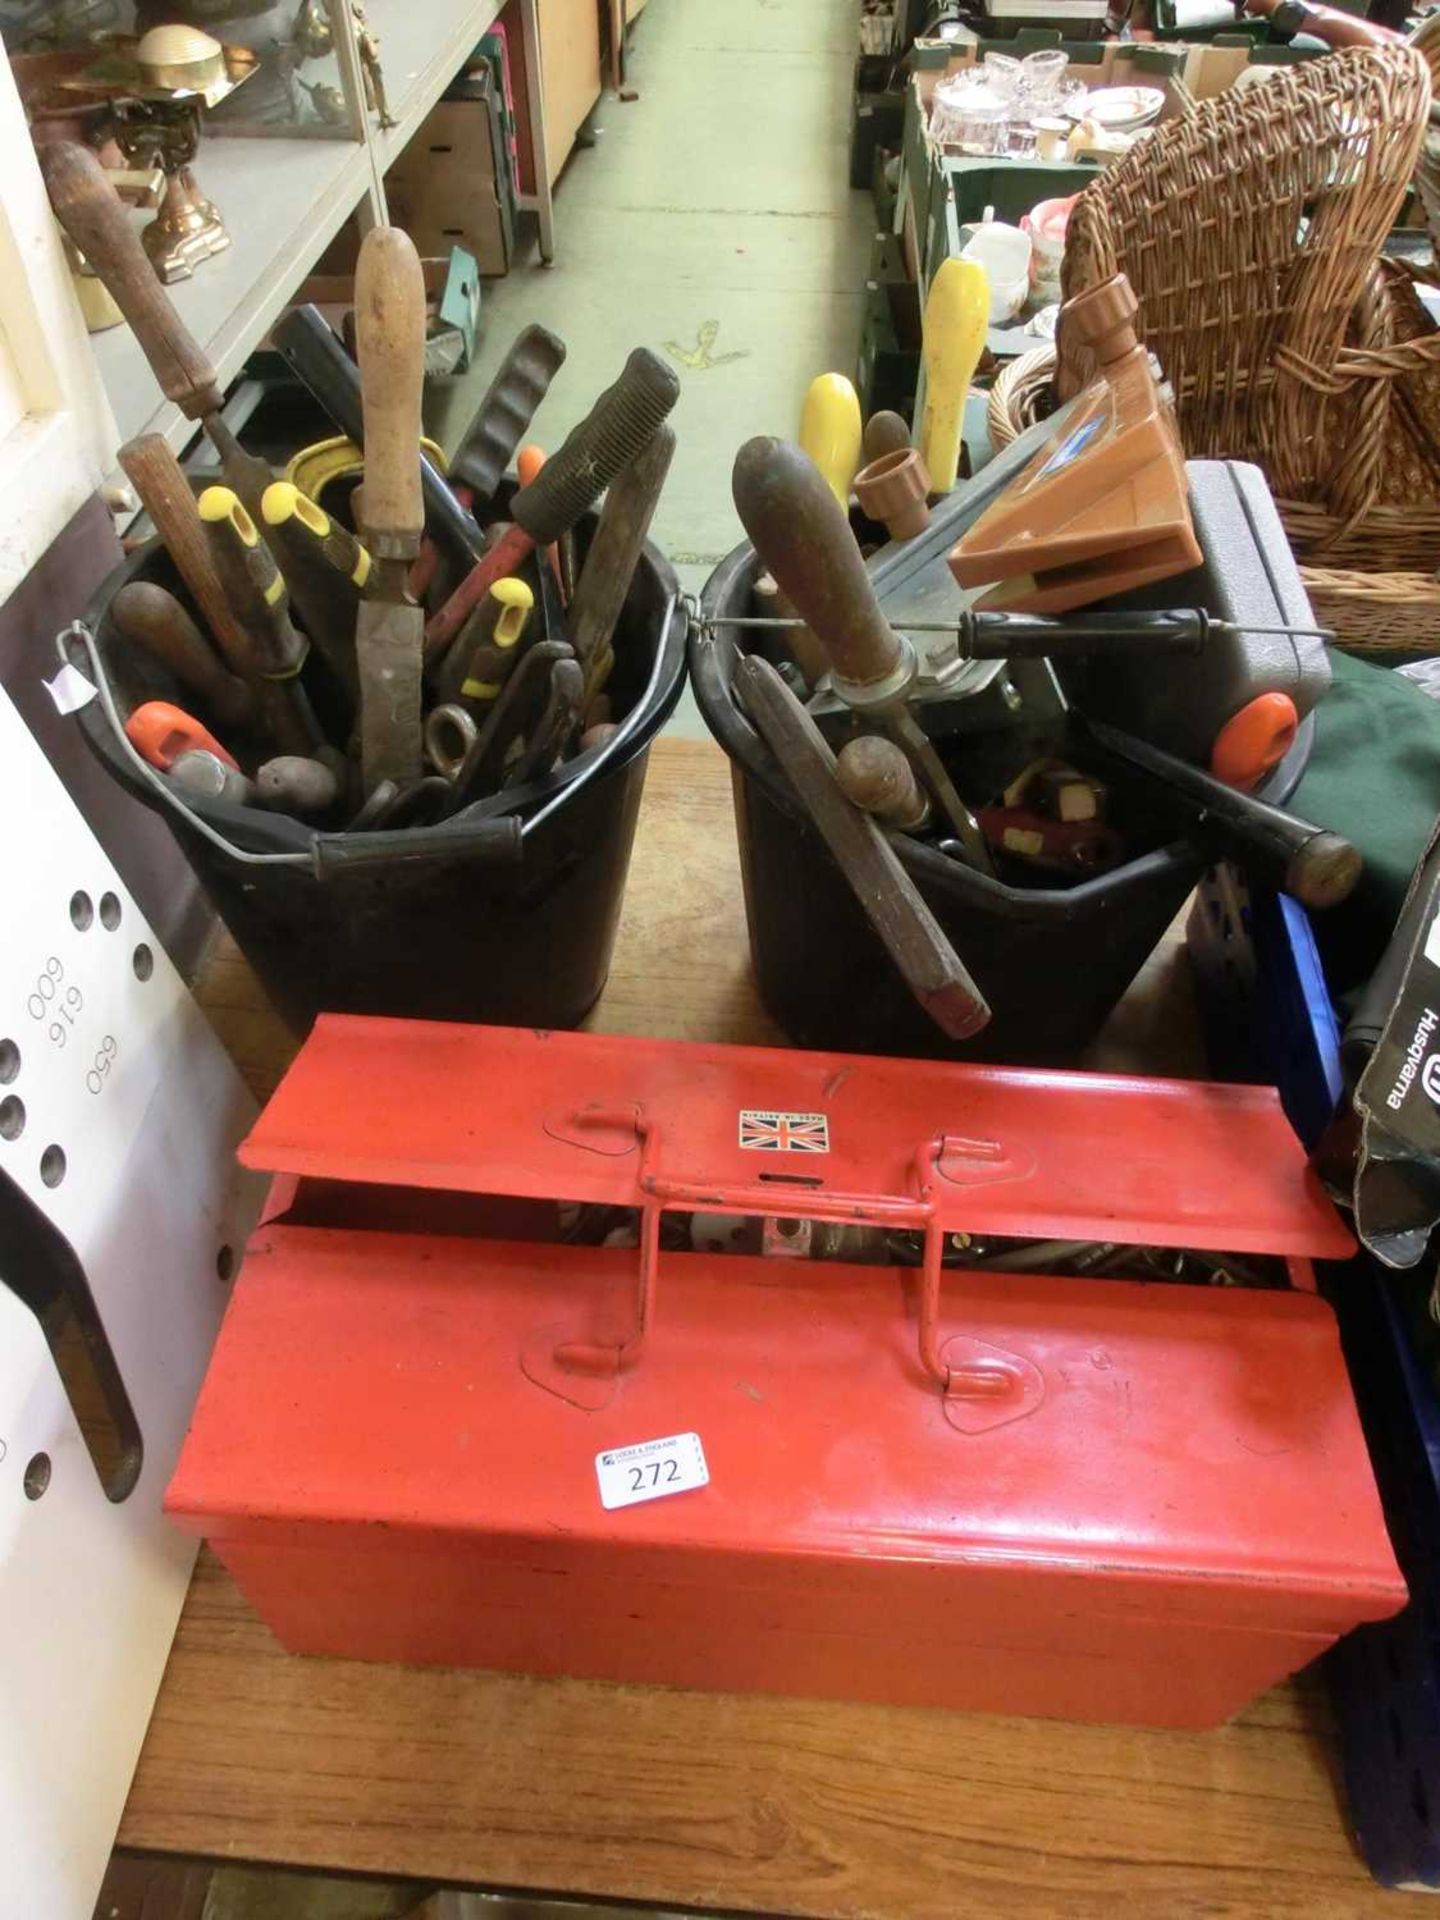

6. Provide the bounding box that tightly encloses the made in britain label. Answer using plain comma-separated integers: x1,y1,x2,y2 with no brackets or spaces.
738,1108,829,1152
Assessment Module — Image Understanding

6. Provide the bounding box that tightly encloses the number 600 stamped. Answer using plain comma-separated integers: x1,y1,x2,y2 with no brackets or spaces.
595,1431,709,1511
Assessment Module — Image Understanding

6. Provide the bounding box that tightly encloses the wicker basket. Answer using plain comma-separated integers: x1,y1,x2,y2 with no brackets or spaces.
988,47,1440,652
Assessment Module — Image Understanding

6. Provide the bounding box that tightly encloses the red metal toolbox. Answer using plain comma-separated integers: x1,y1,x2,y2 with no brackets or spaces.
166,1019,1405,1727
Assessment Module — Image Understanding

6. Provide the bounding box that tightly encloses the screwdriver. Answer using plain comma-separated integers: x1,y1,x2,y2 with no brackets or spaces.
197,486,319,755
260,480,370,697
726,607,1333,660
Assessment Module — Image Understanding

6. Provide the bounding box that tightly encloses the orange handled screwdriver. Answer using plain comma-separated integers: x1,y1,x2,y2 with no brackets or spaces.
125,700,239,772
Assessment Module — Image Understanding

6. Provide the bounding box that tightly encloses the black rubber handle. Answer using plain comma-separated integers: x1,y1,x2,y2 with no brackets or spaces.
732,436,904,692
511,348,679,546
963,609,1209,660
1083,718,1361,911
450,323,568,499
271,305,485,564
312,814,523,875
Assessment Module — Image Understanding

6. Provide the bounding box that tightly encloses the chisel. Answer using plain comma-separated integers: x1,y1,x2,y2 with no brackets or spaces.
732,435,992,871
118,434,302,757
40,142,274,520
425,348,681,654
352,225,426,789
110,580,254,730
450,324,568,501
736,652,990,1040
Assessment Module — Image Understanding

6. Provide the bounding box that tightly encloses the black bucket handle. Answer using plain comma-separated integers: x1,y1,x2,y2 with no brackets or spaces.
57,590,682,881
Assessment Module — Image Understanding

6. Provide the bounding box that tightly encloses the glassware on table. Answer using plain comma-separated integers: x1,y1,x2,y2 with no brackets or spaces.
930,70,1010,155
1020,48,1069,111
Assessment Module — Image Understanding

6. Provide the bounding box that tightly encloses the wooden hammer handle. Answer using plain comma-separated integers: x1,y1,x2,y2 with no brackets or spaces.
40,142,222,420
354,226,426,558
732,436,904,692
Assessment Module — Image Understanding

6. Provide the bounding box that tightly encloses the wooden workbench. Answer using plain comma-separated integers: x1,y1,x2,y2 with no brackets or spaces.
121,736,1415,1918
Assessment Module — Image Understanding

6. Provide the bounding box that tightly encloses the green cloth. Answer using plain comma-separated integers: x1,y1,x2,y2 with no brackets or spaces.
1290,648,1440,997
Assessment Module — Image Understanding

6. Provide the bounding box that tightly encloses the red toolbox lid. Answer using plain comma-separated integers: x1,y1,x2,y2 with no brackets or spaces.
241,1020,1352,1259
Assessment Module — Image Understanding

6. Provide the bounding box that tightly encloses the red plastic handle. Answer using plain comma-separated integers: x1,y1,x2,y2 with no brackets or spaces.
125,699,239,772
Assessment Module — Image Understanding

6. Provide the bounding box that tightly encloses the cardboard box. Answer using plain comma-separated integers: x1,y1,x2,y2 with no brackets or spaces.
386,81,514,278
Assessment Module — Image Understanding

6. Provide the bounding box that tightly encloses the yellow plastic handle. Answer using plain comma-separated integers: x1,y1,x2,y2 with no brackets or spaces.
798,373,864,509
920,257,990,494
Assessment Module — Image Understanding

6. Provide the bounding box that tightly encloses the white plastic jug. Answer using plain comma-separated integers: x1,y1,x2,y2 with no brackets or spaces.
960,210,1032,324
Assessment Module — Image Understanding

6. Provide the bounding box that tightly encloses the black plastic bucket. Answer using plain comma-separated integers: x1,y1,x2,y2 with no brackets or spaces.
66,530,685,1033
691,542,1310,1065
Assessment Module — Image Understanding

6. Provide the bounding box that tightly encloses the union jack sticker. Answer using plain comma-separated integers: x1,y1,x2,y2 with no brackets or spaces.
738,1108,830,1153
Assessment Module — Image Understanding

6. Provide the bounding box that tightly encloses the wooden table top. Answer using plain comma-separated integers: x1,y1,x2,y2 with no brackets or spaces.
120,736,1417,1918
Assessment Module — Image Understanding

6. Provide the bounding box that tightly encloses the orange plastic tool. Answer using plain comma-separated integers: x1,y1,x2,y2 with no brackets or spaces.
124,699,239,772
949,275,1201,614
1210,691,1300,790
516,442,564,593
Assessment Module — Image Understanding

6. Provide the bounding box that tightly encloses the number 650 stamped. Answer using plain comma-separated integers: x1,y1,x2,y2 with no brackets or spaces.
595,1431,710,1511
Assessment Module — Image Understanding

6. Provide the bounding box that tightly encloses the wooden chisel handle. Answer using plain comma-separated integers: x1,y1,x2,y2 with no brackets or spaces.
732,437,908,696
270,304,485,563
39,142,222,419
118,435,264,685
354,226,426,559
736,653,990,1040
836,734,930,830
570,423,676,708
110,581,255,731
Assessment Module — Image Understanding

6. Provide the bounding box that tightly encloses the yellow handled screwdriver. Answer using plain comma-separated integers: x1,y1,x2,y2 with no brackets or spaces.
798,372,863,510
920,257,989,494
261,480,371,700
437,576,535,709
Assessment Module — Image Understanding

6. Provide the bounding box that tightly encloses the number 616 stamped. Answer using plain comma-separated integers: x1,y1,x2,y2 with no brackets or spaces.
595,1431,709,1511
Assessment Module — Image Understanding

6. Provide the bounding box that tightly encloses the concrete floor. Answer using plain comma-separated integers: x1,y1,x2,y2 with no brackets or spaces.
432,0,873,734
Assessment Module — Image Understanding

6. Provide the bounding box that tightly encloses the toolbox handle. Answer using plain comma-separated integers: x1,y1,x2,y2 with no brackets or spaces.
528,1106,1006,1413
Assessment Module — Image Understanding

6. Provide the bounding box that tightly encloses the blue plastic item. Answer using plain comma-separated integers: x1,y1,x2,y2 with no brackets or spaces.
1187,875,1440,1890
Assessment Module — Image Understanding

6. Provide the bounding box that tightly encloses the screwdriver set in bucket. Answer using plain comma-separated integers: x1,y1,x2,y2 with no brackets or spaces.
39,141,686,1030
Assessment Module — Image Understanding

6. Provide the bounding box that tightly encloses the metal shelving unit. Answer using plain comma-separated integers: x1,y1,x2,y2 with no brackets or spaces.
88,0,552,466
